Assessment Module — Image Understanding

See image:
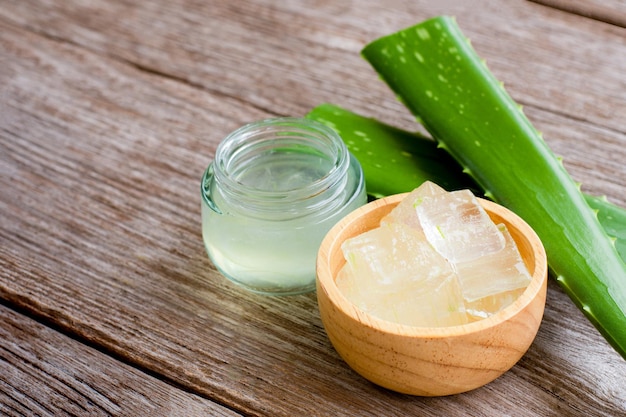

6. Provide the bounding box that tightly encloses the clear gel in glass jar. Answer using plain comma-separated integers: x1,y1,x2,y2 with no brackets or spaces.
201,117,367,295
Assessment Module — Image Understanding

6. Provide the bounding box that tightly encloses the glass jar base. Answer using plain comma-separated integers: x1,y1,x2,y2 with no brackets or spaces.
220,271,316,296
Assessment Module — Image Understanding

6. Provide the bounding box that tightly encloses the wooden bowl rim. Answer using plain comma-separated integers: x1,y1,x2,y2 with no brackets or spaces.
316,193,548,338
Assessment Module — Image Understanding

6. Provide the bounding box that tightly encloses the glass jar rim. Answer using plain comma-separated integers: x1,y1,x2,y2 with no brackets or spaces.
211,117,350,212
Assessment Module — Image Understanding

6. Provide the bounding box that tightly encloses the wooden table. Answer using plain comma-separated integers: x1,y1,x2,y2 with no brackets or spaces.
1,0,625,415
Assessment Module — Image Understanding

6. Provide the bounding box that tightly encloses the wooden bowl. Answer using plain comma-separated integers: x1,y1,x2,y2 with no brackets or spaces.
316,193,548,396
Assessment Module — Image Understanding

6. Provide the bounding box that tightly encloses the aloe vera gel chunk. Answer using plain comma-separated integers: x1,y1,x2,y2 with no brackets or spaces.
362,16,626,357
337,182,531,326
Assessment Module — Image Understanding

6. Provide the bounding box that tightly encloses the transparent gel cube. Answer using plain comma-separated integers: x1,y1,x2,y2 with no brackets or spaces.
455,224,532,303
465,287,527,322
381,181,446,230
337,222,468,327
415,189,505,263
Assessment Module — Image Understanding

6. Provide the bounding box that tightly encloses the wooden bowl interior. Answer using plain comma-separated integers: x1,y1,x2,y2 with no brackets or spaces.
318,193,547,337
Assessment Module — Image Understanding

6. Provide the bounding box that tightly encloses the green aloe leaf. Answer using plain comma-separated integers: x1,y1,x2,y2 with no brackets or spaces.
359,16,626,358
306,103,478,198
307,103,626,266
585,194,626,263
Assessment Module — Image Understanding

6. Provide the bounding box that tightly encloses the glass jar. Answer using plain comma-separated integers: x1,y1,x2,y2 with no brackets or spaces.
201,118,367,295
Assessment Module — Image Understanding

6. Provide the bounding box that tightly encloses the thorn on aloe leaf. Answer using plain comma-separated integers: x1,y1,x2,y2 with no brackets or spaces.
556,156,565,167
483,190,496,201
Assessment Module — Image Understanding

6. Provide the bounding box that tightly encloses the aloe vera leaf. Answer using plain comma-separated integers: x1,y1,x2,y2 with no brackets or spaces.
585,194,626,262
305,103,478,198
307,103,626,266
361,16,626,358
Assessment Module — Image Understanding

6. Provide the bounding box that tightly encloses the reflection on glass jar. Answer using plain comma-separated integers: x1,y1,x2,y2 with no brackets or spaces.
201,118,366,295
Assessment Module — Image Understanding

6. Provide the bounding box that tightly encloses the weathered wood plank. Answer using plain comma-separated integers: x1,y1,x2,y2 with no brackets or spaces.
530,0,626,27
1,0,625,416
2,0,624,202
0,304,241,416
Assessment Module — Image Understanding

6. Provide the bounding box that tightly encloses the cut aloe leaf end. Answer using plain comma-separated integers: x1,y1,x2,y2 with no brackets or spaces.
361,16,626,359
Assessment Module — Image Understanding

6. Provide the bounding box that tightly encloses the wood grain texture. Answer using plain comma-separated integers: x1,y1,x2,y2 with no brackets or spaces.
0,304,240,416
3,0,623,203
530,0,626,27
1,0,625,415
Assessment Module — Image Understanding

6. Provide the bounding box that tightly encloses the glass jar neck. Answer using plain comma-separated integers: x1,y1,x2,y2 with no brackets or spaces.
211,118,351,220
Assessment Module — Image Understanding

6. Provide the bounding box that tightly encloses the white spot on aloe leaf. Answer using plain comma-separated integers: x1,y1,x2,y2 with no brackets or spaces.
416,28,430,40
